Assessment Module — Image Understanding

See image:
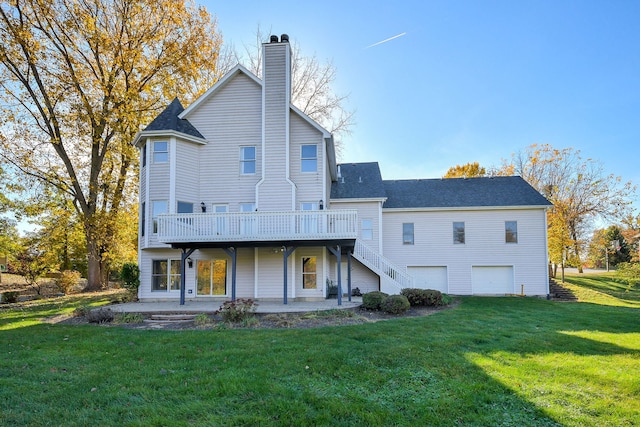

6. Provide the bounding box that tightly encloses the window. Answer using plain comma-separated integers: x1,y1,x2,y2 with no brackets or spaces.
141,144,147,167
301,144,317,172
152,259,181,291
177,201,193,213
213,205,228,235
197,259,227,296
362,219,373,240
153,141,168,163
240,203,256,235
505,221,518,243
453,222,465,244
300,202,319,234
240,146,256,174
302,257,317,289
152,200,167,234
402,223,414,245
141,202,146,237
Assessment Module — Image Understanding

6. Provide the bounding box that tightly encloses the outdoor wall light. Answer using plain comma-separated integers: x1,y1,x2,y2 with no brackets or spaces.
319,199,324,210
200,202,206,213
187,258,193,268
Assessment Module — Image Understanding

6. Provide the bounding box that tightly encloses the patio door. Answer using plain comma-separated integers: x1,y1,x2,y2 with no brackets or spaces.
196,259,227,296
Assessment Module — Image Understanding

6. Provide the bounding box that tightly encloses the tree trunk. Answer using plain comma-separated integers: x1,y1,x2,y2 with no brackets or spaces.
85,238,104,291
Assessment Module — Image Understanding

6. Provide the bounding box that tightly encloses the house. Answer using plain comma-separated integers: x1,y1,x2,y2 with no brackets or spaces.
133,34,552,304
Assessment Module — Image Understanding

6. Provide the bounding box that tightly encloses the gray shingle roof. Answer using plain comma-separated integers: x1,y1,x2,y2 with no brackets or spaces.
330,162,387,199
382,176,552,208
144,98,205,139
330,162,551,208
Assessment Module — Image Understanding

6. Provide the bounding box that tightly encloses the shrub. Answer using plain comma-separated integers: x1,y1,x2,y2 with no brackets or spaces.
85,307,115,323
120,263,140,292
381,294,410,314
194,313,212,326
114,312,144,324
401,288,444,306
441,293,453,305
362,291,389,310
1,291,19,304
55,270,81,294
217,298,258,323
73,305,91,317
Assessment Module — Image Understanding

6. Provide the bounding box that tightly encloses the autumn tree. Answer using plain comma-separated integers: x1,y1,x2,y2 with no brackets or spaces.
0,0,223,290
502,144,635,272
231,26,355,148
443,162,487,178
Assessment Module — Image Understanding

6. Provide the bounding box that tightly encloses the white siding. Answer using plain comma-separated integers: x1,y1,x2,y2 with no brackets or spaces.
256,247,291,299
290,113,325,206
187,73,262,209
330,200,383,252
381,208,549,296
174,139,200,211
332,257,380,295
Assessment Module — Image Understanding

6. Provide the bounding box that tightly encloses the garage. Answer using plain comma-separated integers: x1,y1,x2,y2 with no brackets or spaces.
472,266,514,295
407,266,448,293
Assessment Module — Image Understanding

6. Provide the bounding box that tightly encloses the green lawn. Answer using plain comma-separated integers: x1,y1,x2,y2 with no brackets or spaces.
1,279,639,426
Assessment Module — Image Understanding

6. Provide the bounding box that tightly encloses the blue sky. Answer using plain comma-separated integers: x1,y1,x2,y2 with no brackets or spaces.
205,0,639,198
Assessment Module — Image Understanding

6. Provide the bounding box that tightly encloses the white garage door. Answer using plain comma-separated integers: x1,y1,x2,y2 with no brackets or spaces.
407,266,448,292
472,266,514,295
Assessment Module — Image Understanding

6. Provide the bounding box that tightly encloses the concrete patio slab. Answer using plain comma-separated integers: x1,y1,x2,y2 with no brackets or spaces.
109,298,362,314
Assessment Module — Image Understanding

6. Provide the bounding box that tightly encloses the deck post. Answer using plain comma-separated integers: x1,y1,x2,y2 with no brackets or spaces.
327,245,342,306
347,250,352,302
179,248,196,305
282,246,296,304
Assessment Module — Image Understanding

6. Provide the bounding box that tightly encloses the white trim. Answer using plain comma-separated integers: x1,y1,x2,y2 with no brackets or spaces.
169,138,176,214
133,130,206,147
144,138,150,248
284,45,296,210
291,249,296,299
179,65,262,119
254,248,259,298
378,200,384,255
383,205,550,213
290,104,331,138
331,197,388,203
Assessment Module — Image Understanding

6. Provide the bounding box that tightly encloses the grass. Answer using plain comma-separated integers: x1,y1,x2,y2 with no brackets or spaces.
1,278,639,426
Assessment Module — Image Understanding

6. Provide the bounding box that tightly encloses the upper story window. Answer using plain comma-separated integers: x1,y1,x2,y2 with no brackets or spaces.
240,203,256,212
453,222,465,244
301,144,317,173
141,144,147,167
402,223,414,245
177,201,193,213
362,219,373,240
240,146,256,175
152,200,167,234
505,221,518,243
153,141,168,163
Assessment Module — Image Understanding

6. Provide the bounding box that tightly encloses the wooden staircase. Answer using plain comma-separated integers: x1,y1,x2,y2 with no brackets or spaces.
352,241,414,294
548,278,578,301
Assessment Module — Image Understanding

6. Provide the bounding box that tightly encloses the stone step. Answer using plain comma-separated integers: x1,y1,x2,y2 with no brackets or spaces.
149,314,198,321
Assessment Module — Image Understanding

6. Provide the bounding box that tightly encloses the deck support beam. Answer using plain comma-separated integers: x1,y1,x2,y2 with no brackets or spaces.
327,245,342,306
179,248,196,305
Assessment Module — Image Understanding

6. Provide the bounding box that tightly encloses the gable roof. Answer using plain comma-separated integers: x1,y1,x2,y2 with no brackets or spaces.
330,162,387,200
382,176,552,209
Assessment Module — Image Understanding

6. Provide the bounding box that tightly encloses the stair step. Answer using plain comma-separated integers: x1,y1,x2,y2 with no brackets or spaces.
149,314,198,321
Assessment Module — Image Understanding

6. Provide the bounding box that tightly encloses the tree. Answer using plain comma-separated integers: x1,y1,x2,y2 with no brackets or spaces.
502,144,635,273
0,0,223,290
443,162,487,178
13,235,53,295
231,27,355,149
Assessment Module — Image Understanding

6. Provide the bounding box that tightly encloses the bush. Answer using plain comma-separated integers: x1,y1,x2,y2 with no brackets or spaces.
120,263,140,292
401,288,444,306
194,313,212,326
85,307,115,323
114,312,144,324
55,270,81,294
217,298,258,323
381,294,410,314
362,291,389,310
1,291,19,304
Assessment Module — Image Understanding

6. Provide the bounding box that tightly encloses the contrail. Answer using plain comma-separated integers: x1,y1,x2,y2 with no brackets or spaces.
366,32,407,49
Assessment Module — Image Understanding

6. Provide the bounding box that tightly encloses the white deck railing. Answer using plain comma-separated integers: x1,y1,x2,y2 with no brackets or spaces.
353,240,414,293
157,209,358,244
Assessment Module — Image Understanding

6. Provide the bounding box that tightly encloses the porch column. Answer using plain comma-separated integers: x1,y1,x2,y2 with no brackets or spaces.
327,245,342,306
179,248,196,305
347,250,352,302
222,247,237,301
282,246,296,304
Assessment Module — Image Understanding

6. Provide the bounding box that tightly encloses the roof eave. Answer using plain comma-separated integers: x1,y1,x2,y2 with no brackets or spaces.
383,204,552,212
132,130,207,148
